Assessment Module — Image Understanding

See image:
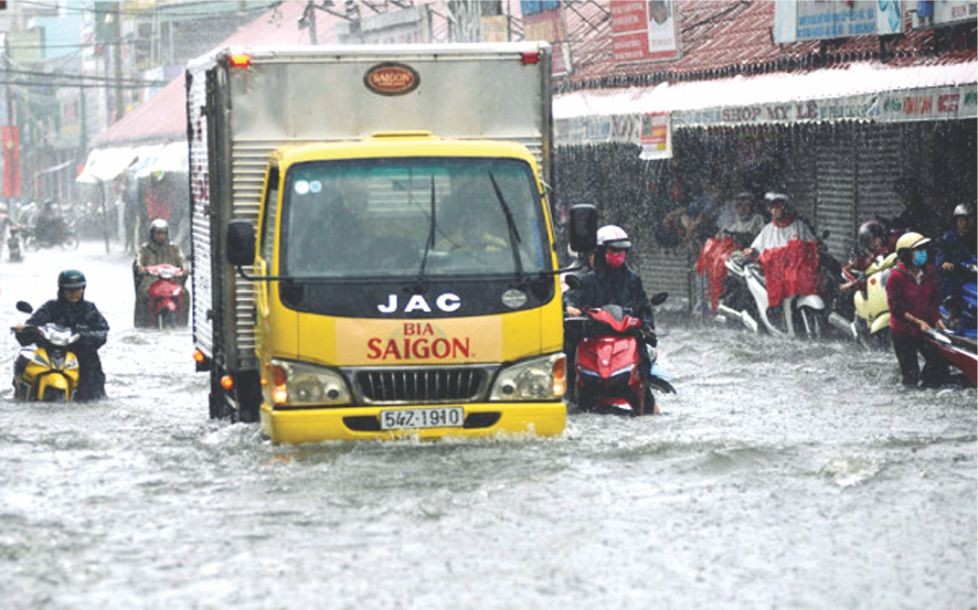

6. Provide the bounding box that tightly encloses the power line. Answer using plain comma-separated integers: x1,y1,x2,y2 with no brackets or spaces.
16,0,282,20
0,79,167,89
3,67,168,86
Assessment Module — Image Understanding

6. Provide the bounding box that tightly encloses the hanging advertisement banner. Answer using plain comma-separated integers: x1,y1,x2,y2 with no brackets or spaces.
611,1,681,65
639,112,672,160
774,0,902,43
2,125,21,198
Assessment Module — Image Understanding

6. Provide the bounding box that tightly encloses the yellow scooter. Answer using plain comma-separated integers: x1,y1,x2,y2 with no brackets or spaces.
850,252,898,348
11,301,81,401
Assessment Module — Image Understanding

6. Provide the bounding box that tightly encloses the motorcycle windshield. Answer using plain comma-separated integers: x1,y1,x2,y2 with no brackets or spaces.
278,158,550,280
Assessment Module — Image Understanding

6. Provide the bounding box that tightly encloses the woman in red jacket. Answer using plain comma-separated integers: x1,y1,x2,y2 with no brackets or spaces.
885,232,948,388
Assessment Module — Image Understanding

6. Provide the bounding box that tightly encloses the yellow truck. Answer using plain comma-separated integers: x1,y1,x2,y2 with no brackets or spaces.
187,44,595,443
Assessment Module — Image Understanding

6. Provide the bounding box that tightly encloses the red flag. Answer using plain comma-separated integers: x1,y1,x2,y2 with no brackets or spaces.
1,126,21,198
757,239,820,306
696,235,738,313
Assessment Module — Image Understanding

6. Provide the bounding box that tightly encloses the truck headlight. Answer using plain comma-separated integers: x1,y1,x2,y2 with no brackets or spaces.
267,359,352,407
489,353,565,401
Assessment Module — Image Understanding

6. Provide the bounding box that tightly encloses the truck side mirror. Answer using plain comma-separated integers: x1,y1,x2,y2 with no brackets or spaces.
568,203,597,254
227,220,256,266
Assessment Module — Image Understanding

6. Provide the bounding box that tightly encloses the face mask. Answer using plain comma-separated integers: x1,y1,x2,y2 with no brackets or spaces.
912,250,928,267
605,250,627,269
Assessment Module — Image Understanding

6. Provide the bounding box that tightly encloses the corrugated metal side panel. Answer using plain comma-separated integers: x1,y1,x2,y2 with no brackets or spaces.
187,65,214,357
856,124,905,223
229,142,273,370
815,131,857,261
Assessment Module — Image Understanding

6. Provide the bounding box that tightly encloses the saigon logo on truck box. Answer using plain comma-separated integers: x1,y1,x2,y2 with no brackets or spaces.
364,62,420,96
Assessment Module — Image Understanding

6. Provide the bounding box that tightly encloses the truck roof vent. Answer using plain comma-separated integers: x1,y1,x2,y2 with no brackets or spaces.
369,130,435,139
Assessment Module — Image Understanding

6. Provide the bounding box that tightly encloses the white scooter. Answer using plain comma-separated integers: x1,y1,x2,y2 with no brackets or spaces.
716,251,826,339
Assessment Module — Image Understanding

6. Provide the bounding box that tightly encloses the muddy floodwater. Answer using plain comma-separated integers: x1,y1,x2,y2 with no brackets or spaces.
1,243,975,609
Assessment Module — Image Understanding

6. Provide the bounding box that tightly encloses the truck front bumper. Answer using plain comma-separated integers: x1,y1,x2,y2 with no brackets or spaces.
260,401,566,444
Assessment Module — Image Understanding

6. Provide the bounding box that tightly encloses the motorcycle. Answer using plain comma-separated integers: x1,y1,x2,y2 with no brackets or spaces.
143,264,189,329
939,257,977,341
22,216,79,251
716,250,826,339
10,301,81,401
564,284,674,416
831,252,899,349
923,329,977,388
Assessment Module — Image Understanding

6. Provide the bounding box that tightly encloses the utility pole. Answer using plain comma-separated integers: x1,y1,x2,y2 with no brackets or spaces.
113,1,124,122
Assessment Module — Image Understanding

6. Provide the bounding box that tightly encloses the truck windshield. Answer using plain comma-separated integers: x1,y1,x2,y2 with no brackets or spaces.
280,158,550,279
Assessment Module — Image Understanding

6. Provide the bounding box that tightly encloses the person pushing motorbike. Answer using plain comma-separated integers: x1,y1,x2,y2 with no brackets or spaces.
13,270,109,401
134,218,188,327
885,232,948,388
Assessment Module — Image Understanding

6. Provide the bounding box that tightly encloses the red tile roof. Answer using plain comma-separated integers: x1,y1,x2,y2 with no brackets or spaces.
557,0,976,93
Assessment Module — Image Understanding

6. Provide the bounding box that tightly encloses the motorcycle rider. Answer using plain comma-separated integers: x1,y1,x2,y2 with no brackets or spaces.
742,193,816,257
839,219,892,292
885,232,948,388
35,199,67,246
13,270,109,401
935,204,977,329
719,191,765,248
564,225,658,409
134,218,188,326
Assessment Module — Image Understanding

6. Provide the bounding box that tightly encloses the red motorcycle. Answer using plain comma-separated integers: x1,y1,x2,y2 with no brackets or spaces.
144,264,188,329
566,292,673,416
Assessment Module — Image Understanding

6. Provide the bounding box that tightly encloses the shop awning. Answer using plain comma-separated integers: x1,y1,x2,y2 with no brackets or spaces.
134,141,188,178
75,147,140,184
554,59,977,144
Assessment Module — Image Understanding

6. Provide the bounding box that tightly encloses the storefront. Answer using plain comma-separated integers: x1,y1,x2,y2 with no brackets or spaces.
553,61,978,308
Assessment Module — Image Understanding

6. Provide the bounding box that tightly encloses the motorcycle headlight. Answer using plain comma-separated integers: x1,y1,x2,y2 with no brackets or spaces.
266,359,352,407
489,353,565,401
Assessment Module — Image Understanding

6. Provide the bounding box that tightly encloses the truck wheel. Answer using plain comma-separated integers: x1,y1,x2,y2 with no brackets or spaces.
237,395,260,423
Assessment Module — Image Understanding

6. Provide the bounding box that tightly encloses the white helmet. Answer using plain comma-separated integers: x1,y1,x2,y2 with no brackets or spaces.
953,204,973,217
150,218,169,234
596,224,631,249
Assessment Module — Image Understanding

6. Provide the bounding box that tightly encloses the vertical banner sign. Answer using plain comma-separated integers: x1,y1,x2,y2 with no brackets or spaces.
612,1,681,65
639,112,671,160
1,125,21,198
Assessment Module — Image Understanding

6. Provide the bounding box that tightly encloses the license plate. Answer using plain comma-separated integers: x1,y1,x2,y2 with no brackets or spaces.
379,407,464,430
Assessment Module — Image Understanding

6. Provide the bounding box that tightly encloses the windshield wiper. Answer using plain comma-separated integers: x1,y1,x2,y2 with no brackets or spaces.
413,175,437,290
488,171,524,279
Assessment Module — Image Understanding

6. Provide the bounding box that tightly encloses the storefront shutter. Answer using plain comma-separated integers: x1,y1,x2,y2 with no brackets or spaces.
815,128,857,261
856,124,904,226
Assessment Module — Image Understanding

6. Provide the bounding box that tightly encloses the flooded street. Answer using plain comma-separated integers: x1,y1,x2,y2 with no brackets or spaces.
0,242,974,609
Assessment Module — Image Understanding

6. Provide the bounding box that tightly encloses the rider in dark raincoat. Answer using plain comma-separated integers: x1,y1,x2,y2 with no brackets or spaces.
15,270,109,401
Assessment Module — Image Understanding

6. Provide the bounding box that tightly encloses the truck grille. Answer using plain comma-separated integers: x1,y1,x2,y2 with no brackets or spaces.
353,367,491,404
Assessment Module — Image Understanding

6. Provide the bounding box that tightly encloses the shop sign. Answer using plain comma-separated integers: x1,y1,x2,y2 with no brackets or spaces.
639,113,672,160
774,0,902,43
933,1,978,26
556,85,977,145
611,1,681,65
